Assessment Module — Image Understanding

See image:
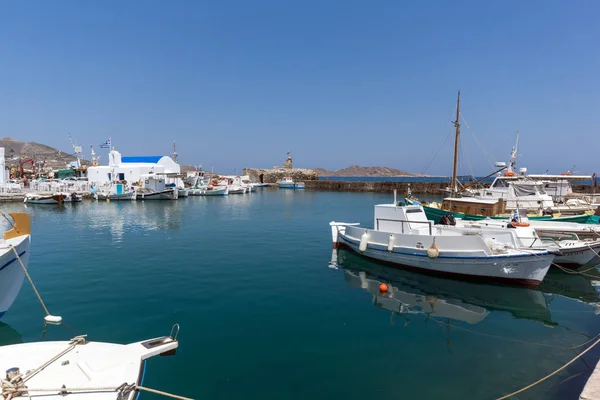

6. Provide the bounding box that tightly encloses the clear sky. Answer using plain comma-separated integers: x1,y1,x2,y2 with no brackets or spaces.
1,1,599,176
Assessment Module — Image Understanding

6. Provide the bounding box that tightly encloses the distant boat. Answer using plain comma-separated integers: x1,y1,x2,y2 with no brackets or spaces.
277,177,305,189
0,213,31,319
136,188,178,200
94,183,136,201
23,193,65,206
201,186,229,196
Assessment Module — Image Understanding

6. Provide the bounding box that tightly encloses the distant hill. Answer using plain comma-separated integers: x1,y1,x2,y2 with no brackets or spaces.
0,137,80,169
314,165,425,177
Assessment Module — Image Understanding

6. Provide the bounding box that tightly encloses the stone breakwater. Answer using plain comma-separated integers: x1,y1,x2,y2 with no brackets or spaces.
243,168,318,184
303,180,447,194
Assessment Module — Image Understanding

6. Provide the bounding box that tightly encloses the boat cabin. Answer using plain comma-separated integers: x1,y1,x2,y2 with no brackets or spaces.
373,204,433,235
141,173,168,192
441,197,506,217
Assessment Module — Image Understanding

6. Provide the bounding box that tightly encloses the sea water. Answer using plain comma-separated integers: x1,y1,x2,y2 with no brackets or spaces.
1,189,599,399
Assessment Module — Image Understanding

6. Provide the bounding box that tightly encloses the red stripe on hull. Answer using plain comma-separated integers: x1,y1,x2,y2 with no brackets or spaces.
336,243,542,288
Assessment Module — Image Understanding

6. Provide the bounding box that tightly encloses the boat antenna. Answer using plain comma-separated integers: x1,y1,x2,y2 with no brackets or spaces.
508,131,519,173
451,90,461,197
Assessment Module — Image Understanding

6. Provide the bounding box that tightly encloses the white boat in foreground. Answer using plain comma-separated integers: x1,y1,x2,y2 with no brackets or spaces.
0,329,180,400
0,213,31,319
277,176,305,189
330,203,555,287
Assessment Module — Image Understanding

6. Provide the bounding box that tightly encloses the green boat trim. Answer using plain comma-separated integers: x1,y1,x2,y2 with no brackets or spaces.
421,204,599,225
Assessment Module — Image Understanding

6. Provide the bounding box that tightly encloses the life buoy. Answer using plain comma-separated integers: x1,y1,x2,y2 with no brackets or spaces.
512,221,530,227
504,171,516,177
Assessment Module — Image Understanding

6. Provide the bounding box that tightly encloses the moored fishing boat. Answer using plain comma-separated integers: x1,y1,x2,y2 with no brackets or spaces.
0,327,180,400
329,202,555,287
23,193,65,206
136,188,178,200
200,186,228,196
0,213,31,319
93,183,137,201
277,176,305,189
437,212,600,269
421,200,600,224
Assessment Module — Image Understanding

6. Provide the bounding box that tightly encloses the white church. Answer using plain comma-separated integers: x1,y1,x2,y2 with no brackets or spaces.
86,150,182,186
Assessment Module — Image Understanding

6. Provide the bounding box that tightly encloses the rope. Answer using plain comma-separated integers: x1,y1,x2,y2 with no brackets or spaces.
517,247,600,279
2,383,194,399
22,335,86,383
137,385,195,400
495,335,600,399
10,245,51,317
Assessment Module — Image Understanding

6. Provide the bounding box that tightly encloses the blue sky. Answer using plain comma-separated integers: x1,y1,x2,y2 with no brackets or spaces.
1,1,599,175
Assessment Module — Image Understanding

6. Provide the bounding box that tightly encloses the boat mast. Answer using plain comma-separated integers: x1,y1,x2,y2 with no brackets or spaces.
172,141,178,162
508,131,519,174
451,91,461,197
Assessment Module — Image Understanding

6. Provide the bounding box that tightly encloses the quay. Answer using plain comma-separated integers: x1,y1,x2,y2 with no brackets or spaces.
581,362,600,400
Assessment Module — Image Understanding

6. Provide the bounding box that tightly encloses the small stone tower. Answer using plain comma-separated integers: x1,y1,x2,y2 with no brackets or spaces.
282,152,292,169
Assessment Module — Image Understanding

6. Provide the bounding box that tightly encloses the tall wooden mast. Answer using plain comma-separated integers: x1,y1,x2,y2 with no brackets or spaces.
451,91,461,197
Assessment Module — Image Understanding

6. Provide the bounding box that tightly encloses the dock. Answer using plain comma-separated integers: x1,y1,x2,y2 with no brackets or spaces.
581,360,600,399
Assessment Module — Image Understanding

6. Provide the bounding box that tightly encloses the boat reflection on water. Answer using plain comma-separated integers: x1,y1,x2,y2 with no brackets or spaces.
541,268,600,309
0,322,22,346
330,249,555,326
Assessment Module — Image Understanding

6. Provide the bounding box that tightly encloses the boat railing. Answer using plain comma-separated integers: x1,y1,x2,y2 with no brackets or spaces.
375,218,433,235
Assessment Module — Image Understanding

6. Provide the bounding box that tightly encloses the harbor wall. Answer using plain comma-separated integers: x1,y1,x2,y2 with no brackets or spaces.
303,180,447,194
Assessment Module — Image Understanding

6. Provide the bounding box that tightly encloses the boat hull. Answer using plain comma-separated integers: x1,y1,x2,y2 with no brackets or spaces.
23,194,64,205
0,235,30,318
423,205,599,225
202,187,229,196
335,228,552,287
95,192,137,201
278,183,305,189
137,189,178,200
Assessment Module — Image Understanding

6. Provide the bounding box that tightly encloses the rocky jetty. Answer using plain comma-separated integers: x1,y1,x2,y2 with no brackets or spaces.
243,153,318,183
314,165,424,177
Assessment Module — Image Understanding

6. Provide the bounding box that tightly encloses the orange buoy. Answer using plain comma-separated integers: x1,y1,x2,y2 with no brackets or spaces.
379,283,388,292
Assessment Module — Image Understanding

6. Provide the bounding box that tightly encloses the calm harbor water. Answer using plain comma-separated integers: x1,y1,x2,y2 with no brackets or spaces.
1,189,600,399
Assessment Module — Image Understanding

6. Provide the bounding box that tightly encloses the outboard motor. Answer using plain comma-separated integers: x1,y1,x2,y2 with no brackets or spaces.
439,214,456,226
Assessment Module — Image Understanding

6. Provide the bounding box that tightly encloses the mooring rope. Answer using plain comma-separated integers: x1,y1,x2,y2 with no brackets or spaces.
495,335,600,399
9,245,52,318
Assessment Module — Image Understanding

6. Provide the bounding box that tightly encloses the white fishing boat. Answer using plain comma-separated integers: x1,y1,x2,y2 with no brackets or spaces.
439,213,600,269
0,328,180,400
277,176,305,189
201,186,228,196
177,188,189,198
94,183,137,201
136,175,178,200
23,193,65,206
329,202,555,287
0,213,31,319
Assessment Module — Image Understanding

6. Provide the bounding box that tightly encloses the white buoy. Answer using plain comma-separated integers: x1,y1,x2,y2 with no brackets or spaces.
387,234,395,252
44,315,63,325
427,238,440,259
359,232,369,252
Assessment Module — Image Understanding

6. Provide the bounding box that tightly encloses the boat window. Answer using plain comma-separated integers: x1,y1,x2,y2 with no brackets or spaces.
492,179,508,188
118,173,125,180
405,209,422,213
108,173,112,181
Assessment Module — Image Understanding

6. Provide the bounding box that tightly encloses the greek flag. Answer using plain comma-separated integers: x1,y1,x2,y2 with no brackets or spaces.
407,184,412,198
99,138,111,149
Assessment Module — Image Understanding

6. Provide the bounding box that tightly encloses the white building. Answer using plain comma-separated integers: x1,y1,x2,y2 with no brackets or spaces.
86,150,182,187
